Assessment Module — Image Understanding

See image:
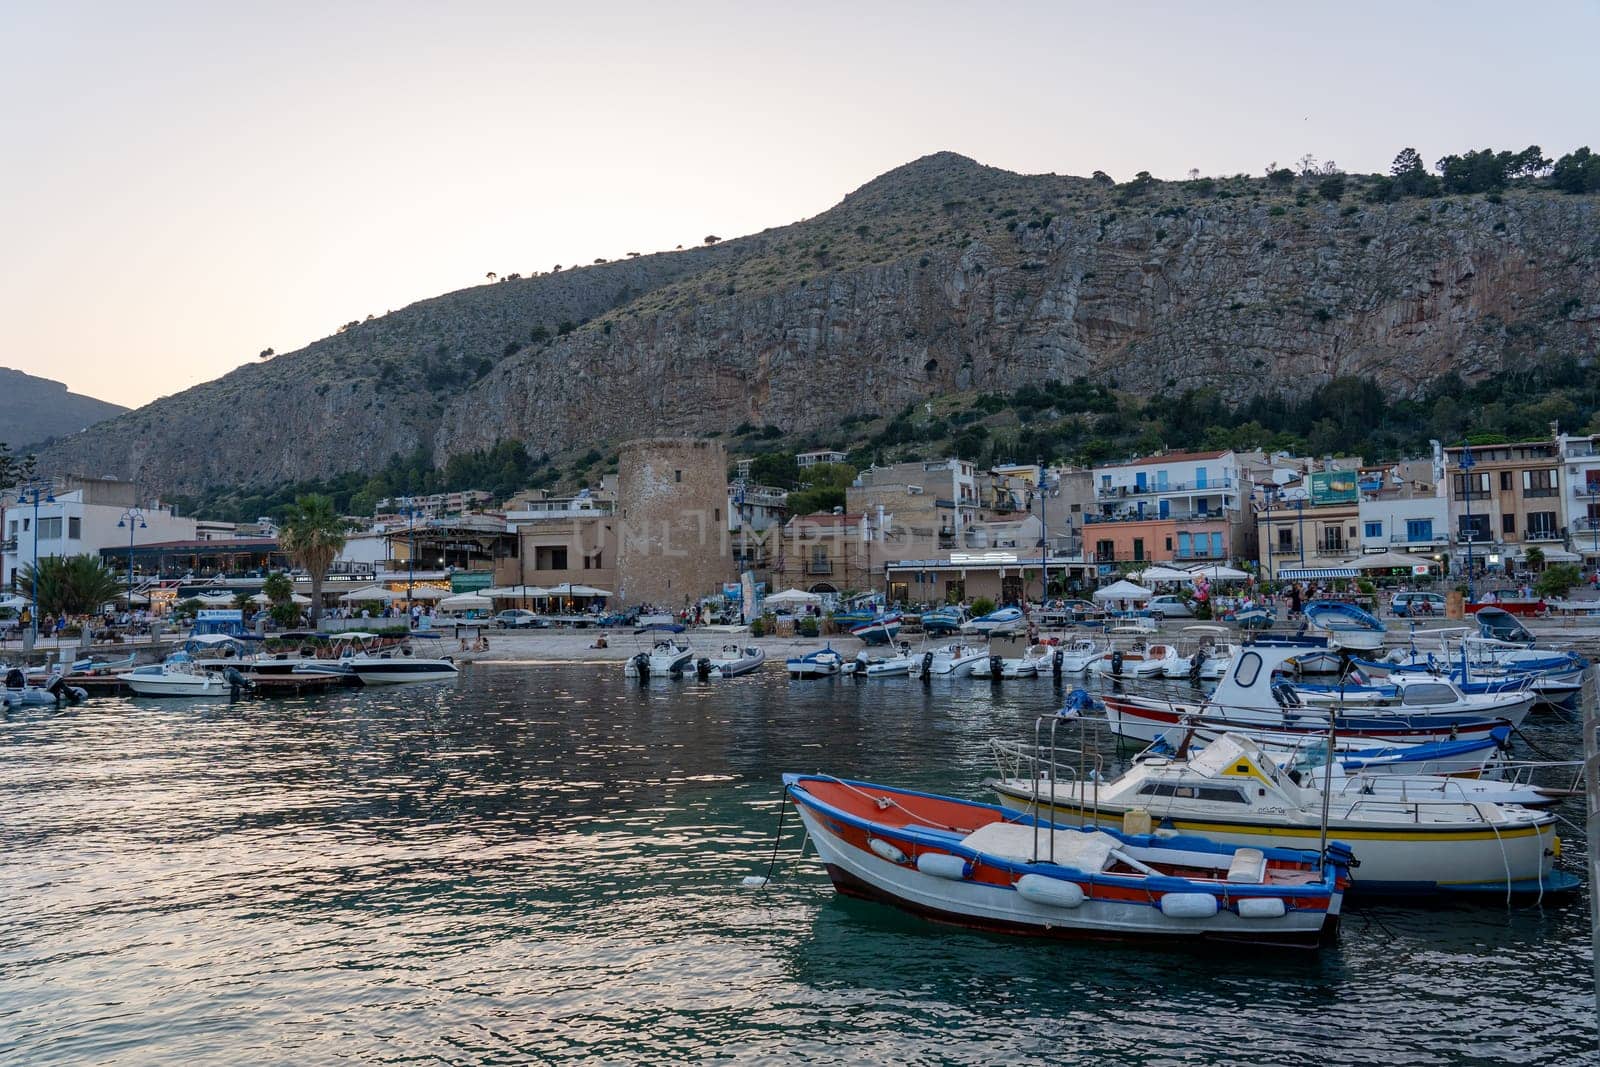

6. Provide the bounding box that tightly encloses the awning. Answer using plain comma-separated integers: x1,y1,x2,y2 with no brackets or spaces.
438,592,492,610
1131,566,1195,583
1510,546,1581,563
1187,564,1249,581
547,584,613,598
1278,568,1359,580
338,585,395,602
249,592,311,605
1093,579,1153,602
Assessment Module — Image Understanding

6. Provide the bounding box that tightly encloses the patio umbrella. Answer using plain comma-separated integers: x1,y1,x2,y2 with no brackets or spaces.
1133,566,1195,583
554,585,613,598
401,586,448,601
196,591,238,604
338,585,395,603
764,587,821,607
249,592,311,605
438,592,492,611
1187,563,1249,581
1350,551,1433,571
1092,579,1153,602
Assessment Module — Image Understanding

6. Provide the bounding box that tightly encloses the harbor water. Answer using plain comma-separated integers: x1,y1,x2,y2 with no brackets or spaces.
0,664,1592,1063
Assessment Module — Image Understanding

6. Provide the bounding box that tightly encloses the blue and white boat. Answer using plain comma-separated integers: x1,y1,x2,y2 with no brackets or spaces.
849,613,902,646
1303,600,1386,653
920,606,968,635
961,606,1024,636
787,645,845,679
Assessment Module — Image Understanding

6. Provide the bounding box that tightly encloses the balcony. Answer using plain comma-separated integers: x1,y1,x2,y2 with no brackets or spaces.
1388,532,1446,546
1455,529,1493,544
1524,527,1564,542
0,537,15,553
1573,484,1600,498
1521,488,1557,499
804,560,834,576
1084,510,1228,525
1574,517,1600,534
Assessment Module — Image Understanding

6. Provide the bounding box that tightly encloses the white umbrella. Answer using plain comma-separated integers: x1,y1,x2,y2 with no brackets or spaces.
0,594,31,610
1134,566,1195,583
481,585,555,598
400,586,448,601
552,585,613,598
764,587,821,607
338,585,395,603
439,592,492,611
1188,563,1249,581
1092,579,1153,602
249,592,311,605
196,591,238,604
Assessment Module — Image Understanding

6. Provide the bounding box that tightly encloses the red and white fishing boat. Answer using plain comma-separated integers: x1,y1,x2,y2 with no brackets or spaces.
783,773,1348,950
1101,641,1520,748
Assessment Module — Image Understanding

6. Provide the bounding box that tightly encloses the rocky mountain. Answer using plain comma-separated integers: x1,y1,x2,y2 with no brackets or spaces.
36,152,1600,494
0,368,127,450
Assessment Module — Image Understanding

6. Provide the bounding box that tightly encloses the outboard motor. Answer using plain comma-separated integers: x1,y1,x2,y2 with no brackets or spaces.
1189,647,1208,683
1110,650,1124,677
696,656,712,681
46,676,84,704
920,650,934,682
631,652,650,681
988,654,1004,682
1051,648,1064,677
224,667,255,695
4,668,24,690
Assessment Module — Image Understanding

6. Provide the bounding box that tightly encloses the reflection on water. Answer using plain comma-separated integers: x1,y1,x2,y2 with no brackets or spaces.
0,664,1590,1063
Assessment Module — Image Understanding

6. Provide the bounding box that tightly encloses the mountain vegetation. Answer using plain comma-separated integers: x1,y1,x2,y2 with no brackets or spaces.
35,145,1600,503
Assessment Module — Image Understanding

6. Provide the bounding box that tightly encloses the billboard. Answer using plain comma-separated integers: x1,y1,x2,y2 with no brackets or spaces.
1309,470,1358,505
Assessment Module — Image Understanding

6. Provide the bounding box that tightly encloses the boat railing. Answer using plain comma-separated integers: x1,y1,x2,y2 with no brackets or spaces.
1330,792,1542,826
992,720,1106,864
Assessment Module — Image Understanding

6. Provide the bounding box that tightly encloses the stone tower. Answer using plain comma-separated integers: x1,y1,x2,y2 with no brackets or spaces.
616,438,730,607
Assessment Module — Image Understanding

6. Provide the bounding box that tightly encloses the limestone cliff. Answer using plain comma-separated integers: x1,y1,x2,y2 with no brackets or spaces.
37,153,1600,493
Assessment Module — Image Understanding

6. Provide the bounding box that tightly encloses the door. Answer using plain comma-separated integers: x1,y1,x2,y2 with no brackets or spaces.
1158,499,1170,519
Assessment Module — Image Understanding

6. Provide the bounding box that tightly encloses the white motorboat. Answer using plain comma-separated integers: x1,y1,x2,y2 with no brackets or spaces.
845,643,917,677
1149,643,1191,679
624,638,696,678
1304,600,1386,653
960,606,1025,636
1055,637,1099,673
1091,642,1167,679
1291,675,1534,728
118,653,250,697
909,642,990,677
701,644,766,678
787,645,845,678
989,732,1574,896
966,652,1040,680
2,667,87,706
325,632,459,685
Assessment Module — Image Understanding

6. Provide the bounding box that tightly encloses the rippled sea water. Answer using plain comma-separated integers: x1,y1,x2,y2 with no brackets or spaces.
0,663,1592,1064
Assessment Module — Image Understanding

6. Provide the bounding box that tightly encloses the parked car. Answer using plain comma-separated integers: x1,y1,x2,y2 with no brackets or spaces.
1147,595,1194,618
1391,591,1446,618
495,609,543,629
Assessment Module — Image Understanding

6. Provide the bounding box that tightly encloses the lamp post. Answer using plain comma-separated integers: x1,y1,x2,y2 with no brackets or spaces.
1033,462,1060,605
15,477,54,644
1256,486,1281,580
116,507,148,612
1459,444,1476,603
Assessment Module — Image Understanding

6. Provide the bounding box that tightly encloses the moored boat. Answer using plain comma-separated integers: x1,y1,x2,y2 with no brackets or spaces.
787,645,844,678
700,644,767,678
784,772,1348,948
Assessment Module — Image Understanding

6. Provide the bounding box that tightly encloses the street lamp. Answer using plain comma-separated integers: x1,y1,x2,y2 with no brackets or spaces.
1459,443,1476,603
116,507,148,612
15,477,54,645
1255,486,1283,579
1280,485,1309,566
1032,462,1060,604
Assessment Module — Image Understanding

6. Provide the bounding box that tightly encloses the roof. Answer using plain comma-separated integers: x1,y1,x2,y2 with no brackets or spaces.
108,537,280,551
1105,450,1230,469
786,512,865,530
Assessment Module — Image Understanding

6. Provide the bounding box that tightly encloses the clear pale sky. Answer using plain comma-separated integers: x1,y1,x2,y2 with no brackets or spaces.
3,1,1595,409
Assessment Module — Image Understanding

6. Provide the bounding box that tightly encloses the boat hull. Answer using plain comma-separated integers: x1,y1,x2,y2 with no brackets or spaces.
1102,695,1515,747
791,795,1338,949
349,661,459,685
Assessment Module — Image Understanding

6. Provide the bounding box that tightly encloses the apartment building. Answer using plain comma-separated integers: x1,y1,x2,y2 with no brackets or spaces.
1442,440,1576,571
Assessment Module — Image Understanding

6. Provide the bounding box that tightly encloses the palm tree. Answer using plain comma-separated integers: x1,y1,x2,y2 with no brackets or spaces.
279,494,349,624
20,555,124,616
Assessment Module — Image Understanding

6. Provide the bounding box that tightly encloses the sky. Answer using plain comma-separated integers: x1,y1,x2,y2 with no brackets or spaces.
2,0,1597,409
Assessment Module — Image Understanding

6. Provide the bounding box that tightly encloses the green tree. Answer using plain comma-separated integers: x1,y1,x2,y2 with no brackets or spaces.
1521,546,1545,571
970,596,996,617
20,555,125,616
786,463,858,516
1317,174,1346,201
279,494,349,624
1534,563,1580,598
1550,147,1600,193
748,451,800,489
262,571,294,604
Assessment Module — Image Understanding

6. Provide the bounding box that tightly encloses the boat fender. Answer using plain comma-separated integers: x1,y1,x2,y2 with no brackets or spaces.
696,656,712,680
868,837,909,865
1159,893,1220,919
1111,650,1124,676
916,853,971,880
1236,896,1287,920
1015,874,1085,909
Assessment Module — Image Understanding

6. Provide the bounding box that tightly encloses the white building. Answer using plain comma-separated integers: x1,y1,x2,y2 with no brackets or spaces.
796,449,847,469
1357,495,1449,555
729,481,787,533
1559,432,1600,564
1089,449,1249,522
3,480,196,590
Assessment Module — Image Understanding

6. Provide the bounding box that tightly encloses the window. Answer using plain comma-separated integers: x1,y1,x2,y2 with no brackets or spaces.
68,517,81,539
1500,471,1513,491
1527,511,1558,538
37,517,62,539
1196,467,1208,489
1522,469,1558,498
6,520,14,535
534,546,569,570
1501,514,1516,534
1132,538,1145,562
1405,519,1433,542
1277,528,1293,551
714,507,721,522
1177,532,1191,557
1211,532,1224,557
1234,652,1263,687
1164,537,1172,551
674,469,682,483
1095,539,1115,562
1459,515,1490,540
1451,472,1490,499
1364,521,1383,539
1321,526,1344,552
